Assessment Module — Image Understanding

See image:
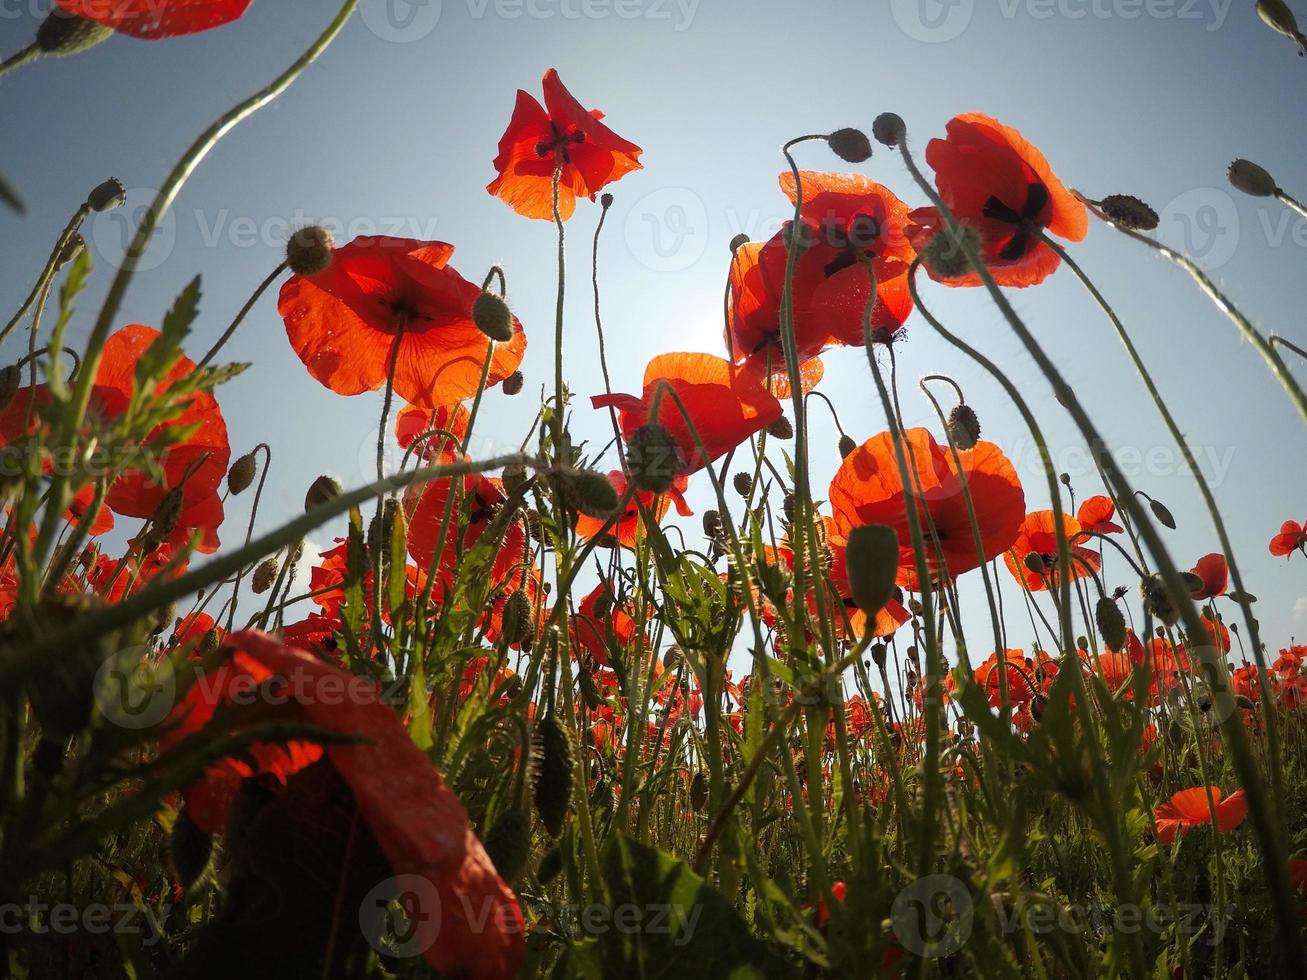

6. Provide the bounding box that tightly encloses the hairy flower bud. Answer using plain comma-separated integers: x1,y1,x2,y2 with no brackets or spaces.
533,715,575,837
472,291,515,343
227,452,257,495
502,369,525,396
1098,194,1159,232
872,112,906,147
827,128,873,164
946,403,981,450
501,588,534,646
483,805,531,885
732,472,752,496
152,488,184,537
838,434,857,458
37,12,113,57
766,415,794,440
305,475,342,513
251,558,279,595
626,422,681,494
1096,595,1127,652
86,177,125,213
1227,159,1279,198
285,225,334,276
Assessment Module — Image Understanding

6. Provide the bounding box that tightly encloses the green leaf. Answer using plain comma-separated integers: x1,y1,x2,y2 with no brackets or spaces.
595,832,798,979
133,275,201,398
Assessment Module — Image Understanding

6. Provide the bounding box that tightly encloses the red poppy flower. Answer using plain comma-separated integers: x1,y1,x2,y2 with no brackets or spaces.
405,474,526,602
1189,553,1228,600
906,113,1087,288
571,581,637,667
827,525,912,639
1077,495,1123,535
1095,651,1135,691
1153,786,1247,845
488,69,642,221
1200,612,1231,653
1003,510,1101,593
55,0,251,38
161,631,523,979
574,469,691,550
279,237,526,409
829,428,1026,589
309,538,429,625
1270,519,1306,558
0,324,229,552
592,353,782,478
395,402,472,462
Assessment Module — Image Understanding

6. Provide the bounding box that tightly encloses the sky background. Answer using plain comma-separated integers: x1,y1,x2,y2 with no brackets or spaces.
2,0,1305,667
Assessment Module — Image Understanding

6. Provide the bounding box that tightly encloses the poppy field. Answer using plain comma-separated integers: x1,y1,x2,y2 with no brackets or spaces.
4,2,1307,978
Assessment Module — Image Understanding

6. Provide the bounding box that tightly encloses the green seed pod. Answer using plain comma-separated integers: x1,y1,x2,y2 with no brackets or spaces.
566,467,619,517
626,422,682,495
1227,158,1278,198
304,475,342,513
827,128,872,164
170,808,214,890
872,112,907,147
690,771,709,812
286,225,335,276
227,452,257,495
251,558,279,595
844,524,900,615
482,804,532,885
1148,497,1176,530
838,434,857,458
37,11,113,56
502,369,525,396
472,292,515,343
1098,194,1159,232
533,715,575,837
1095,595,1127,652
946,403,981,450
922,223,980,280
766,416,794,440
501,589,534,646
732,472,752,496
85,177,125,213
1140,574,1180,627
537,843,564,884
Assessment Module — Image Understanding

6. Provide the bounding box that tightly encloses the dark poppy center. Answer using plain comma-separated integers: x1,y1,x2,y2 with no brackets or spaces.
982,182,1050,261
535,122,588,164
819,211,883,278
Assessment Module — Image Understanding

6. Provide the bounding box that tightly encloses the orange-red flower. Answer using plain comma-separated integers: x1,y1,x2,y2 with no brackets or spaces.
1182,554,1226,602
55,0,251,38
395,402,472,462
1077,495,1123,535
907,113,1087,288
1270,519,1306,558
488,68,642,221
279,236,525,409
574,469,691,550
406,474,526,601
0,324,229,552
161,631,523,979
829,428,1025,589
1003,510,1101,592
592,353,782,478
1153,786,1247,846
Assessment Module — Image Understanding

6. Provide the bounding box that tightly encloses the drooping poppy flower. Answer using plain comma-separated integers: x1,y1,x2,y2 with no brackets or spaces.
573,469,692,550
0,324,229,552
160,631,523,979
1189,553,1229,600
55,0,252,38
279,236,526,409
906,113,1087,288
1270,519,1306,558
1153,786,1247,845
1077,495,1123,535
487,68,642,221
395,402,472,462
592,353,783,478
829,428,1026,589
1002,510,1101,593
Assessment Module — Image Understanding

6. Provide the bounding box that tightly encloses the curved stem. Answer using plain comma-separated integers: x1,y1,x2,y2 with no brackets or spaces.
0,204,90,348
195,261,287,370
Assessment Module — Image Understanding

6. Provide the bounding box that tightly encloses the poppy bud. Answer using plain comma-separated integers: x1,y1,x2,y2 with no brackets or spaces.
1140,574,1181,627
827,128,873,164
872,112,907,147
1256,0,1307,54
870,642,887,670
1023,552,1047,577
483,804,532,885
501,588,534,646
56,233,86,268
1227,159,1279,198
304,475,342,512
472,291,515,343
838,434,857,458
695,512,723,547
0,365,20,413
169,808,213,890
537,844,563,884
227,452,257,495
1098,194,1159,232
150,601,177,636
36,12,113,57
732,472,752,496
845,524,900,615
600,192,614,209
758,562,791,603
533,715,575,837
1236,694,1256,710
690,771,709,812
767,416,794,440
946,404,981,450
626,422,681,494
251,558,279,595
1095,596,1127,652
922,223,980,280
285,225,335,276
152,488,184,537
86,177,125,213
908,598,924,617
1147,496,1176,530
558,467,618,517
729,233,751,254
199,628,220,657
782,491,796,524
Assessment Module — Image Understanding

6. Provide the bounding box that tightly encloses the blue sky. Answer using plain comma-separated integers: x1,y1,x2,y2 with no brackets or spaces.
2,0,1305,662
